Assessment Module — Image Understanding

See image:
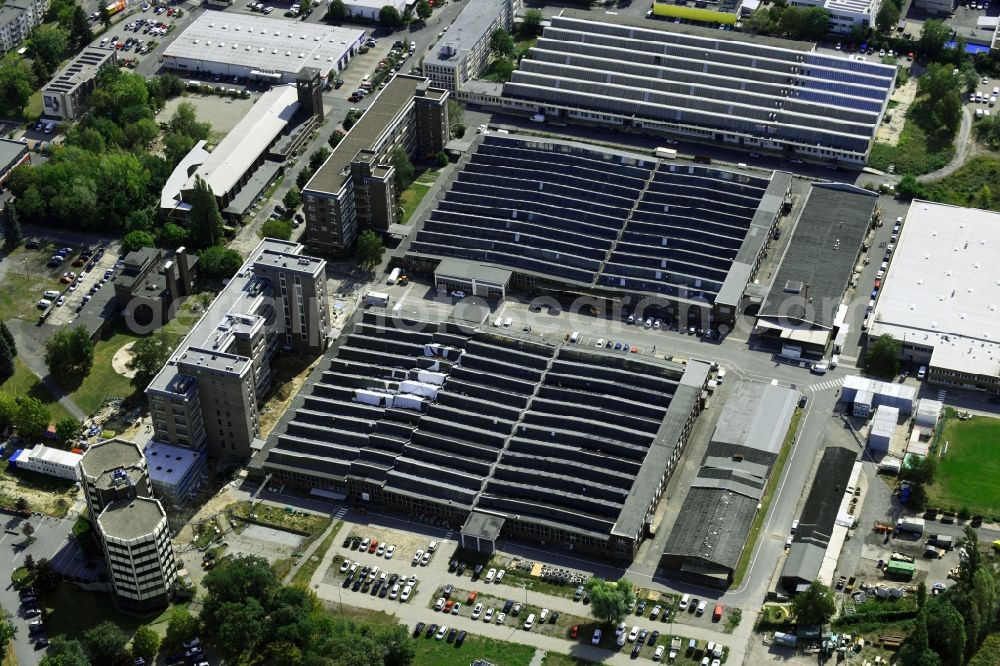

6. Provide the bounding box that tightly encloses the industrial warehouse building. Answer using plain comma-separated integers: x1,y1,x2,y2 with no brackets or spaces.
661,381,800,587
162,13,365,83
251,308,709,561
501,12,896,166
303,75,449,254
867,201,1000,393
402,133,791,327
755,183,877,354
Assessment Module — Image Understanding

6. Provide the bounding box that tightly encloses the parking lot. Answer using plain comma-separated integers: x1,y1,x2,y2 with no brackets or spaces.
45,249,119,326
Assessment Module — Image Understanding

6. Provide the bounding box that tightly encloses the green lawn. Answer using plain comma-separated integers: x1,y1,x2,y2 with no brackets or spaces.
541,653,597,666
65,332,138,416
929,413,1000,516
412,633,536,666
868,111,955,175
0,273,51,323
730,408,803,587
1,358,72,424
400,169,440,224
42,584,146,639
291,520,343,587
923,155,1000,212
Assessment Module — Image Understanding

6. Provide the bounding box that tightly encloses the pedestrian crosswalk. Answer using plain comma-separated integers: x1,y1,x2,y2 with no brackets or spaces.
444,530,454,542
807,377,845,393
333,507,348,520
937,389,947,402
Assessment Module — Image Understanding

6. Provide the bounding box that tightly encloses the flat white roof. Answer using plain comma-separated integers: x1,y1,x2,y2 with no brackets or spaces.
871,405,899,439
188,86,299,197
163,12,365,78
161,139,209,209
24,444,83,468
346,0,405,10
143,440,201,488
870,201,1000,377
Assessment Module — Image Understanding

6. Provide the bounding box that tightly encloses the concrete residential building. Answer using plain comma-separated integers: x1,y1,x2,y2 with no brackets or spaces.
146,239,328,461
8,445,82,480
163,13,365,83
78,440,153,521
41,47,118,121
114,247,198,329
251,308,709,561
501,12,896,165
161,73,324,221
0,0,47,53
423,0,514,91
303,75,449,254
661,382,799,587
404,133,790,327
867,201,1000,392
97,497,178,612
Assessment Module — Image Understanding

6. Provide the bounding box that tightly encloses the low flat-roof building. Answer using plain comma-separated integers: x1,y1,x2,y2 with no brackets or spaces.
868,405,898,453
163,13,365,83
146,239,328,461
9,445,82,481
303,75,449,254
501,11,896,165
867,201,1000,392
251,308,709,561
423,0,514,91
841,375,916,415
404,133,790,327
143,440,208,508
344,0,406,21
661,382,799,587
789,0,881,34
0,138,29,189
41,47,118,121
756,183,877,354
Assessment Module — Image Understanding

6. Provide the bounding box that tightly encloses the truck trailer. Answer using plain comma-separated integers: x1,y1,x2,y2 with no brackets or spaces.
896,517,925,535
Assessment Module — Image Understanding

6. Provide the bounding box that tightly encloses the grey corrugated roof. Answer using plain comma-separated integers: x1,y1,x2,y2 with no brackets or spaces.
795,446,857,549
712,381,799,456
758,183,876,329
435,257,512,286
780,542,826,585
662,486,760,572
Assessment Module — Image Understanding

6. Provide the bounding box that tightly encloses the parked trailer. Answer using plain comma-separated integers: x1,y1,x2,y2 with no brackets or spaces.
387,267,401,285
364,291,389,307
654,147,678,159
896,517,925,535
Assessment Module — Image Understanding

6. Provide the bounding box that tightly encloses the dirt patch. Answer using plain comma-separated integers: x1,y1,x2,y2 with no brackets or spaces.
0,467,78,518
111,340,137,378
258,354,320,438
876,79,918,146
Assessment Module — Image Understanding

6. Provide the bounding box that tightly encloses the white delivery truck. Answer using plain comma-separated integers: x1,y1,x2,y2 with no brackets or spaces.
387,267,401,285
896,517,925,535
364,291,390,307
654,147,678,159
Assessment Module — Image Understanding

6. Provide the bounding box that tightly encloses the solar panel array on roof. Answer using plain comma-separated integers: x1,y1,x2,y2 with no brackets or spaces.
408,134,772,305
257,309,701,554
500,15,896,161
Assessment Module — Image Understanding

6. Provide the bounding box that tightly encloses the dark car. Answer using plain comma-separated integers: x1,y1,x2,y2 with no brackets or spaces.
425,623,438,638
342,576,352,589
334,79,344,88
446,628,457,643
349,539,360,550
34,637,49,649
352,579,363,591
413,622,425,637
456,630,467,647
549,611,558,624
24,240,39,249
631,642,642,658
370,581,381,596
503,599,514,613
343,536,352,548
649,630,659,646
388,573,399,586
511,603,522,616
448,559,458,572
443,584,453,598
636,601,647,616
456,562,465,576
473,564,484,578
378,585,389,598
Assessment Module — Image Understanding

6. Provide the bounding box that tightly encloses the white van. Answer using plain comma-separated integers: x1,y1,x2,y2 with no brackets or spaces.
524,613,535,630
37,299,52,309
493,317,503,328
918,365,927,380
679,593,690,611
830,354,839,369
716,367,726,383
43,290,60,299
569,331,580,343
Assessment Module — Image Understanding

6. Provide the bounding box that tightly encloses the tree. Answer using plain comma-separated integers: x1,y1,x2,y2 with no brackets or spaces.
32,557,60,593
325,0,348,22
415,0,432,21
163,608,202,652
3,201,22,247
402,6,413,23
164,132,197,168
897,174,927,200
876,0,900,33
959,526,982,586
282,188,303,213
130,625,160,662
392,147,415,190
488,59,516,83
215,598,267,658
160,223,189,248
168,101,210,141
127,330,173,391
198,246,244,281
434,151,449,168
791,581,836,627
917,581,928,609
0,612,14,654
328,130,344,148
308,147,331,172
44,326,94,381
447,99,464,137
15,497,29,512
585,577,635,624
919,20,951,64
67,5,93,50
0,321,15,358
28,24,69,79
84,620,129,664
490,28,516,60
917,63,963,137
21,521,34,539
260,218,293,241
98,3,111,28
356,229,384,270
899,611,942,666
926,598,966,666
55,416,81,443
121,230,156,255
188,176,224,249
379,5,401,29
0,393,16,430
0,53,35,115
14,396,49,438
865,333,901,378
0,336,13,382
41,636,90,666
522,9,543,37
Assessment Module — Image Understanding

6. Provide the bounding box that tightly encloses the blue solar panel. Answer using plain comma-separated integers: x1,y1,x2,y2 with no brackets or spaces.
798,90,881,112
801,78,885,100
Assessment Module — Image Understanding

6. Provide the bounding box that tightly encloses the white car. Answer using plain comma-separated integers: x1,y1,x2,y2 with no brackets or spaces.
375,543,386,556
615,621,627,637
420,552,431,566
811,363,829,375
539,608,549,623
450,602,461,615
339,560,351,573
628,626,640,642
483,607,494,623
592,629,602,645
596,338,605,348
496,612,506,625
435,625,447,640
434,597,446,611
654,645,665,661
384,545,395,559
412,549,424,564
407,574,418,586
400,585,413,601
389,584,400,599
428,540,438,552
495,569,505,583
485,568,497,583
472,602,484,619
450,290,466,298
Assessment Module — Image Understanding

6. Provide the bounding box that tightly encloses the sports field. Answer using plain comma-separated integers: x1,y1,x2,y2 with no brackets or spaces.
929,413,1000,517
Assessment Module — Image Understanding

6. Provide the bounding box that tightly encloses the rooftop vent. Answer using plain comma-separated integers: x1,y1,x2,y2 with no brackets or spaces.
783,280,803,294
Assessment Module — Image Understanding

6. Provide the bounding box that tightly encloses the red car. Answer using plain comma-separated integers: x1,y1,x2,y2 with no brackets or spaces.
569,625,579,639
368,539,379,554
874,278,882,289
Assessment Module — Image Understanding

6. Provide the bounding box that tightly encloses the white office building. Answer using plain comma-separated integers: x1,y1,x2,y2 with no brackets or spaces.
422,0,514,91
10,445,82,481
344,0,406,21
